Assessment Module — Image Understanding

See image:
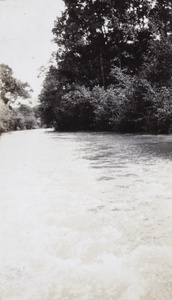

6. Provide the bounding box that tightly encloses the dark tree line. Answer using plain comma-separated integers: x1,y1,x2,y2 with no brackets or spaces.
39,0,172,133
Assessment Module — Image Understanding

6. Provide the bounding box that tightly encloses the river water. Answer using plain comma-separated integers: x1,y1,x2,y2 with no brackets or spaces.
0,129,172,300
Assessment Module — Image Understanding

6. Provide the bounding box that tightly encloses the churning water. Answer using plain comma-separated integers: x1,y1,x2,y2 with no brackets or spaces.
0,129,172,300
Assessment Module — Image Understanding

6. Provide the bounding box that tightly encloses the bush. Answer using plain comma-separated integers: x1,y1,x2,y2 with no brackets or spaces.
0,101,37,133
91,85,129,131
0,99,11,133
54,85,94,130
152,87,172,133
118,78,156,133
39,68,172,134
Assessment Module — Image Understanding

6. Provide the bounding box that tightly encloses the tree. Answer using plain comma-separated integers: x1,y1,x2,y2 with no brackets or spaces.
149,0,172,37
38,66,63,128
140,34,172,88
52,0,161,87
52,0,137,88
39,0,172,133
0,64,32,105
0,64,36,132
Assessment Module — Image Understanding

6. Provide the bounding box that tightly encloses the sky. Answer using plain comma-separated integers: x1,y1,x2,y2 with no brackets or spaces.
0,0,64,102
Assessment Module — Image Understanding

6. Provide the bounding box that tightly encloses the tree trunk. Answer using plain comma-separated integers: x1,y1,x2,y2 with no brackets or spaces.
100,51,105,88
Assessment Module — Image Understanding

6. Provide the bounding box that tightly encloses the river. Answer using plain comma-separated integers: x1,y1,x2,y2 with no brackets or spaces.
0,129,172,300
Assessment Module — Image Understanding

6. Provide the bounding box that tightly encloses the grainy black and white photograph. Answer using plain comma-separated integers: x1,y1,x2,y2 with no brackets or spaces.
0,0,172,299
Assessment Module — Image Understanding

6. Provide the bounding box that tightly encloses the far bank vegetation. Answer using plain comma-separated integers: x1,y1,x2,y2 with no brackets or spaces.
0,64,38,133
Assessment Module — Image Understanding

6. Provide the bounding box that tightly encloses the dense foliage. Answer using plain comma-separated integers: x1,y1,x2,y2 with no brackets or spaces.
0,64,32,105
0,64,37,133
39,0,172,133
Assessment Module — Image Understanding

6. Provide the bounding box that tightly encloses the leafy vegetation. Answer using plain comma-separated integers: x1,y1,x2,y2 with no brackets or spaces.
39,0,172,133
0,64,37,133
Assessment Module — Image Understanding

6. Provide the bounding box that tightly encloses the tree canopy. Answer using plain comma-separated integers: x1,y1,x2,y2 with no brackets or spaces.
39,0,172,133
0,64,32,105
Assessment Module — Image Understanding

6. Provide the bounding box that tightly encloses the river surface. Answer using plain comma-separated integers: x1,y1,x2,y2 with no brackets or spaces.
0,129,172,300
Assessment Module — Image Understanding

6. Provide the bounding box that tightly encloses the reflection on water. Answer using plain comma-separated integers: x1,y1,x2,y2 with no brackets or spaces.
0,129,172,300
78,133,172,163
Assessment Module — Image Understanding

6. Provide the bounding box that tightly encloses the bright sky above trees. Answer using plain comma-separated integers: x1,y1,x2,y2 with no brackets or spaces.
0,0,64,100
